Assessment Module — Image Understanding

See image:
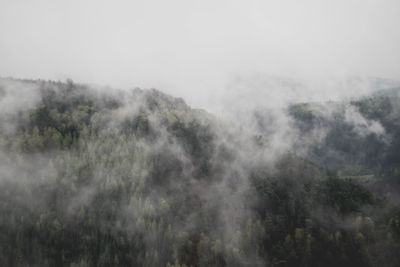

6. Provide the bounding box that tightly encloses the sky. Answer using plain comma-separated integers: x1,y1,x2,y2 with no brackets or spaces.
1,0,400,110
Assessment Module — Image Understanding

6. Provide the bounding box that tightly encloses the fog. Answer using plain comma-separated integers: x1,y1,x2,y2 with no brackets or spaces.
1,0,400,111
1,1,400,264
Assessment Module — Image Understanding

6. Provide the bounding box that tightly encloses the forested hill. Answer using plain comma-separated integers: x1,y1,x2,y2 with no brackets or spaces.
288,95,400,190
0,78,400,267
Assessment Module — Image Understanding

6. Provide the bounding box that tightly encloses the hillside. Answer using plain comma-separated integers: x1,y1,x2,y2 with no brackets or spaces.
288,95,400,192
0,78,399,267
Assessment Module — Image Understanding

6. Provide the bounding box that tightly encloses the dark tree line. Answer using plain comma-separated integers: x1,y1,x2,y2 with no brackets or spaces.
0,78,399,266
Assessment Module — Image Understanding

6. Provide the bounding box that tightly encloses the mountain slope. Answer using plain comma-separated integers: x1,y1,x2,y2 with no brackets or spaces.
0,78,399,267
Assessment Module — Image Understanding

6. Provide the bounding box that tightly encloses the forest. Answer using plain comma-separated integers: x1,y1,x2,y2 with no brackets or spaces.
0,77,400,267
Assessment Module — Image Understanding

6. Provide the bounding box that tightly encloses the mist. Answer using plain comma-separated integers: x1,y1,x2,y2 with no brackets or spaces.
1,0,400,111
1,1,400,267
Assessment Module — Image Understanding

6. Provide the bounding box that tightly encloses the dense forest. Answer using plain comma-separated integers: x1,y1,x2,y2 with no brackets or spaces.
0,77,400,267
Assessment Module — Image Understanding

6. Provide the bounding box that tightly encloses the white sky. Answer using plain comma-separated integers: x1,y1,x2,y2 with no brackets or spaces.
1,0,400,109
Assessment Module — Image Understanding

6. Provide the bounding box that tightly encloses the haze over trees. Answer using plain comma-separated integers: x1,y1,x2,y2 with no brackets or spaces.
0,77,400,267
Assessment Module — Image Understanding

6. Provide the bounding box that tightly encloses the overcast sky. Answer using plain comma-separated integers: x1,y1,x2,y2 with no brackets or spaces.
1,0,400,109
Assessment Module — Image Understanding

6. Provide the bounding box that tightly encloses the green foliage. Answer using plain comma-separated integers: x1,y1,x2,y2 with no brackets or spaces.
0,78,400,267
289,103,315,122
322,177,375,215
